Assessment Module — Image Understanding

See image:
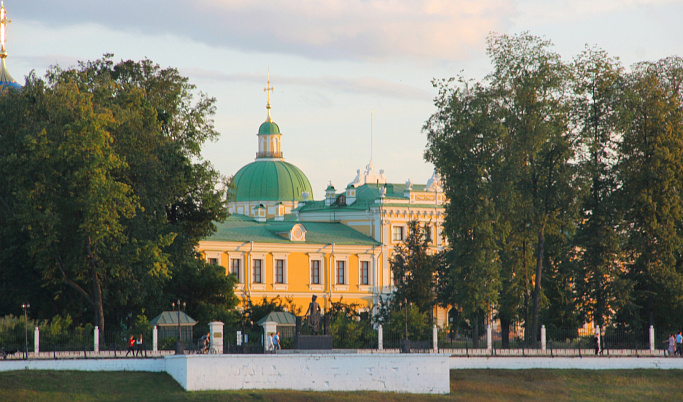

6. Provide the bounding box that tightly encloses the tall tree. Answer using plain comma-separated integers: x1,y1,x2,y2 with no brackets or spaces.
426,33,576,343
0,56,232,331
617,57,683,329
486,33,575,341
425,77,502,339
0,77,139,331
570,47,628,328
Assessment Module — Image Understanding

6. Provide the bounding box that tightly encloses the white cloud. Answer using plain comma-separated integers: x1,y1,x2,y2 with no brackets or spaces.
10,0,514,64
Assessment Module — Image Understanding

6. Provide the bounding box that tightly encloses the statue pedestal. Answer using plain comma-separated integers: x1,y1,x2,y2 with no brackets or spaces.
295,335,333,350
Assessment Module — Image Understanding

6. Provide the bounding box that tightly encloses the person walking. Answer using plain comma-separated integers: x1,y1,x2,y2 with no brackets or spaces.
676,332,682,356
135,334,143,357
667,334,676,357
126,335,135,357
273,331,281,350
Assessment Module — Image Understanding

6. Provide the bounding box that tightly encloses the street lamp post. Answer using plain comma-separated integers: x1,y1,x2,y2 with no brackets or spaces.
172,299,186,355
21,303,30,360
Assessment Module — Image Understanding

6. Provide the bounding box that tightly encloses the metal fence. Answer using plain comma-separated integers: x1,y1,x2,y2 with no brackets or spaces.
1,322,672,359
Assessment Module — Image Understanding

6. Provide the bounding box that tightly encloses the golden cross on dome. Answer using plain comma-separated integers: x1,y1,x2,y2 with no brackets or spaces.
264,69,274,122
0,1,11,54
264,70,274,109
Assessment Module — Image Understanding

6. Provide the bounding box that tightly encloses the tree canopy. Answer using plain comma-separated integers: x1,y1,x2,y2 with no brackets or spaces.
425,32,683,338
0,55,236,332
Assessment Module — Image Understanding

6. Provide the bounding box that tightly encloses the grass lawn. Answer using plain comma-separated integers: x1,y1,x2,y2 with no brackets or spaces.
0,369,679,401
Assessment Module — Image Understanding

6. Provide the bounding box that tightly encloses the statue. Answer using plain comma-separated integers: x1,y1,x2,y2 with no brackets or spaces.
304,295,322,334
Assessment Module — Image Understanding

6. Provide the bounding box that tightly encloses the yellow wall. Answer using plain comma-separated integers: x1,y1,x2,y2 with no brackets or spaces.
200,240,380,314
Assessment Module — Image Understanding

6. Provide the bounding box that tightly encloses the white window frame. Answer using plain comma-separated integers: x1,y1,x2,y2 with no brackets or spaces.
358,257,372,289
334,255,349,291
391,225,406,243
272,253,289,290
250,253,266,291
227,252,245,288
308,253,324,291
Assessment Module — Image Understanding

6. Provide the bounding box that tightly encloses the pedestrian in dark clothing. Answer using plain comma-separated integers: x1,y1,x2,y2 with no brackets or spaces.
126,335,135,357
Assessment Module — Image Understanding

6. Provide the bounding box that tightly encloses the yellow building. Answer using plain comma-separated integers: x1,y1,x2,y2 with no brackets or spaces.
198,79,447,324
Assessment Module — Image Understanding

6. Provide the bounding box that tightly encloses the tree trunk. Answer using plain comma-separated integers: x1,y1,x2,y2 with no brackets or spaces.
501,317,511,349
531,223,545,346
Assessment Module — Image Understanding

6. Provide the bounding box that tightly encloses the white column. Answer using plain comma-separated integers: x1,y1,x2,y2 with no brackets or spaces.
649,325,655,352
94,326,99,353
34,327,40,356
433,325,438,353
153,326,158,352
486,324,492,352
378,324,383,350
541,325,546,351
209,321,224,353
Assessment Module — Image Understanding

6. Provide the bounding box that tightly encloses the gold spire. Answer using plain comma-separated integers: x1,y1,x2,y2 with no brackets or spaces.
0,1,11,56
264,69,274,122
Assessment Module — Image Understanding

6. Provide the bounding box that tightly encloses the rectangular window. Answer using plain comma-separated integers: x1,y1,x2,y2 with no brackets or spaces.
311,260,320,284
253,259,262,283
208,258,218,265
276,259,285,284
392,226,405,242
361,261,369,285
336,260,345,285
230,258,240,282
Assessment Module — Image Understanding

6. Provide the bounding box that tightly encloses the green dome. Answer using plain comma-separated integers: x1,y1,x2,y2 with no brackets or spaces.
233,160,314,202
258,121,280,135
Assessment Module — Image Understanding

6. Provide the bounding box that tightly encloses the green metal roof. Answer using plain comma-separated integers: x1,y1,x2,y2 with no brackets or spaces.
206,215,380,246
256,311,297,326
258,121,280,135
296,183,441,212
232,160,314,202
149,311,197,327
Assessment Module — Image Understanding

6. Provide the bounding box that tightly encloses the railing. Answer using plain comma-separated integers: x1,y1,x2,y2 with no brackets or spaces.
0,323,669,359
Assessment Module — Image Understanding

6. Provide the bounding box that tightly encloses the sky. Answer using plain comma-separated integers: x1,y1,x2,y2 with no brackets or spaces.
4,0,683,199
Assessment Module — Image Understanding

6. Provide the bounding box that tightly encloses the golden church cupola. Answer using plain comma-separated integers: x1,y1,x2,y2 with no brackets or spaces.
0,1,21,91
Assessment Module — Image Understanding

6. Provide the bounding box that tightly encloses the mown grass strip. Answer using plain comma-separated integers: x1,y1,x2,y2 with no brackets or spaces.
1,369,681,401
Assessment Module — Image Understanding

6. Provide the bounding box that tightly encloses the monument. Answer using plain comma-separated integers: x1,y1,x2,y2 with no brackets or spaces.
295,295,332,350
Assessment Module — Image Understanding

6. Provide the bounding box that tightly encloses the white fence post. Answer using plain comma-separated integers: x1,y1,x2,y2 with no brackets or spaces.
153,326,158,352
649,325,655,352
433,325,438,353
34,326,40,356
94,326,99,353
486,324,492,352
378,325,383,351
541,325,546,351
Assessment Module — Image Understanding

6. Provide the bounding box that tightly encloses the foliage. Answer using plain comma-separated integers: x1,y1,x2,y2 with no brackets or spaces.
390,220,438,313
425,33,683,335
0,55,233,333
327,299,376,349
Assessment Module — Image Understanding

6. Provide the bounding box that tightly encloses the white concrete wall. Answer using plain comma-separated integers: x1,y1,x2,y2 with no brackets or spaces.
166,354,450,394
450,357,683,370
0,358,166,372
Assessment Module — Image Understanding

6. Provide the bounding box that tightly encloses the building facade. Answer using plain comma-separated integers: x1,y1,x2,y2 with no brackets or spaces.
198,79,447,324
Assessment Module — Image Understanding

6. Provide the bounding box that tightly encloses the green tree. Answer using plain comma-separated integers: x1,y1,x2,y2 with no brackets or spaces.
0,56,232,331
570,47,629,328
616,57,683,329
426,33,576,343
485,33,576,342
425,76,502,342
390,220,437,314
